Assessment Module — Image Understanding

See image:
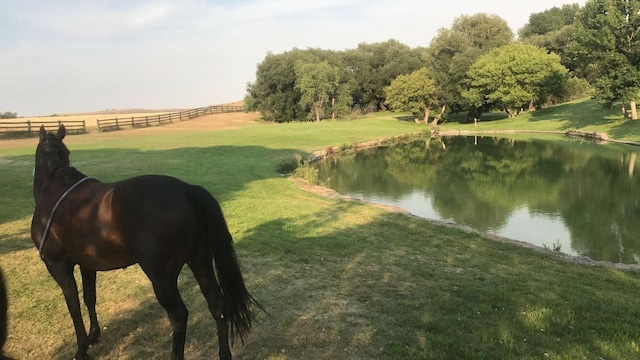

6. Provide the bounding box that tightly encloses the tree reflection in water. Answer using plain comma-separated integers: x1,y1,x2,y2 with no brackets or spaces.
315,136,640,264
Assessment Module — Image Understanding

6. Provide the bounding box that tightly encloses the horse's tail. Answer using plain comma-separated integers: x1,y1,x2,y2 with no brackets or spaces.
187,185,260,342
0,268,12,360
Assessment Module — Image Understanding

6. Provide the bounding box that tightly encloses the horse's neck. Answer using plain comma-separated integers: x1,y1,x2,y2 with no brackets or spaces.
33,167,86,206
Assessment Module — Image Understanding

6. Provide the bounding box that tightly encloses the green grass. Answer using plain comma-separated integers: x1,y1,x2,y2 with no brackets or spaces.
440,97,640,141
1,100,640,359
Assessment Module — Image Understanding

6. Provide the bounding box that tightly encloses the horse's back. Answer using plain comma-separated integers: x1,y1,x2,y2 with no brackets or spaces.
110,175,201,270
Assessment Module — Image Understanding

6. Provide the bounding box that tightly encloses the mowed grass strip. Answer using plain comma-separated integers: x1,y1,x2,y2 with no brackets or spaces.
1,101,640,359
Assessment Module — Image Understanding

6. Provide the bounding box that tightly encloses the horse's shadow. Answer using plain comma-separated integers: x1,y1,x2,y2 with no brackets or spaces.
50,269,227,359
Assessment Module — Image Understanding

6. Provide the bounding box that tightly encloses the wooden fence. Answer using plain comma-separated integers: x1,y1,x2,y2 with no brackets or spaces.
0,119,86,138
95,105,243,132
0,104,244,139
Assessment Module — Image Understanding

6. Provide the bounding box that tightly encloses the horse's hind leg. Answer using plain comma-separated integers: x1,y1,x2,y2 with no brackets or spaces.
80,267,100,344
188,259,231,360
45,259,90,360
148,274,189,360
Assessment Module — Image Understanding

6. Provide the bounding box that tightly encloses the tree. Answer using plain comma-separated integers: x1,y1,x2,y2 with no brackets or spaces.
424,13,513,121
384,67,438,124
345,40,424,111
519,4,580,38
245,50,305,122
463,43,568,117
519,4,581,71
451,13,514,51
0,112,17,119
246,40,422,121
294,61,341,122
568,0,640,119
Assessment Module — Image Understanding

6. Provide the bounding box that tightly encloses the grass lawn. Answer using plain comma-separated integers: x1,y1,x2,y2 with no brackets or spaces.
1,99,640,359
439,98,640,142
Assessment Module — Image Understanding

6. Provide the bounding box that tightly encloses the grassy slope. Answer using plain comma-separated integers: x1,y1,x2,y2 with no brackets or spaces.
1,99,640,359
440,97,640,141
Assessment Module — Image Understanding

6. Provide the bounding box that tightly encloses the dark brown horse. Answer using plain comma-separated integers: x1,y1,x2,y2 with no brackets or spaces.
31,125,259,360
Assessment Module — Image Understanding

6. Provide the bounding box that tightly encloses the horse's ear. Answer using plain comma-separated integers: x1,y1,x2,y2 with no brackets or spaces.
57,124,66,140
39,125,46,142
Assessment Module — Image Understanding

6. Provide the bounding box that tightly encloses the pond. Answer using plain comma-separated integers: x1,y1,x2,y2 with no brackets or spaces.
314,136,640,264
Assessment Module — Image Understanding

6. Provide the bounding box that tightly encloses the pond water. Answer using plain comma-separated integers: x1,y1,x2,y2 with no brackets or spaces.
314,136,640,264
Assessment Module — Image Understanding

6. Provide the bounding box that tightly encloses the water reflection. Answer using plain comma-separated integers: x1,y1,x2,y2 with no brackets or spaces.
315,136,640,264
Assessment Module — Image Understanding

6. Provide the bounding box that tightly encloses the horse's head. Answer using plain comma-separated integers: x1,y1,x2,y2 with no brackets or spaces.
35,124,71,176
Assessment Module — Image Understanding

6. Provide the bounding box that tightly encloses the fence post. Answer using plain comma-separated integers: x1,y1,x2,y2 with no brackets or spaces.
27,120,32,136
146,116,149,127
169,113,172,123
82,120,86,133
157,114,161,125
116,118,119,130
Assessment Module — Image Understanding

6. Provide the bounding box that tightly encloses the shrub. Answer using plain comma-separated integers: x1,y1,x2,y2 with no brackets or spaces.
275,153,303,174
293,165,319,184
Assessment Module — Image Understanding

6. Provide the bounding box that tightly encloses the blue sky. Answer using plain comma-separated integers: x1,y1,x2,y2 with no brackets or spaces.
1,0,585,116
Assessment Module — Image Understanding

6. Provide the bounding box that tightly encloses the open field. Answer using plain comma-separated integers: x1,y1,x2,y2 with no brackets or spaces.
0,112,169,131
0,101,245,132
2,98,640,359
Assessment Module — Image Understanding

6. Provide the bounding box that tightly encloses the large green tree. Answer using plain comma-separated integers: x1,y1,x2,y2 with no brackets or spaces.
245,50,306,122
384,67,438,124
246,40,422,121
343,40,424,111
424,13,513,121
519,4,581,71
463,43,568,117
294,61,342,122
568,0,640,119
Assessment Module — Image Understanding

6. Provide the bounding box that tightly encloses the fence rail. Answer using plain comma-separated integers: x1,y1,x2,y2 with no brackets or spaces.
0,104,244,139
96,105,243,132
0,119,86,138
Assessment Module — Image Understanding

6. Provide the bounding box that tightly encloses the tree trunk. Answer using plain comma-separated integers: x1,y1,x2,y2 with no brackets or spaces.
331,97,336,121
424,107,431,125
465,107,482,123
504,107,514,118
621,101,628,118
631,100,638,120
315,106,321,122
434,104,446,125
528,99,535,112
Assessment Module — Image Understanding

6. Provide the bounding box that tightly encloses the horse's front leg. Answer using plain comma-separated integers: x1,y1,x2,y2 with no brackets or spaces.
46,260,90,360
80,267,100,344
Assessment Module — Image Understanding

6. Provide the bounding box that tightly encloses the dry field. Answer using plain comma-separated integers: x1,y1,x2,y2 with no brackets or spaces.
0,110,262,149
0,101,247,134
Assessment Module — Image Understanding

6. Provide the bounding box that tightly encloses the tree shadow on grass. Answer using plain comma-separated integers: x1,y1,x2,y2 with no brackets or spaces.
21,203,640,359
393,115,419,123
528,99,622,130
232,212,640,359
608,119,640,140
0,144,309,247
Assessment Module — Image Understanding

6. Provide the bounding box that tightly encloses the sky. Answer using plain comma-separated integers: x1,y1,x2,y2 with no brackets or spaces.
1,0,586,116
